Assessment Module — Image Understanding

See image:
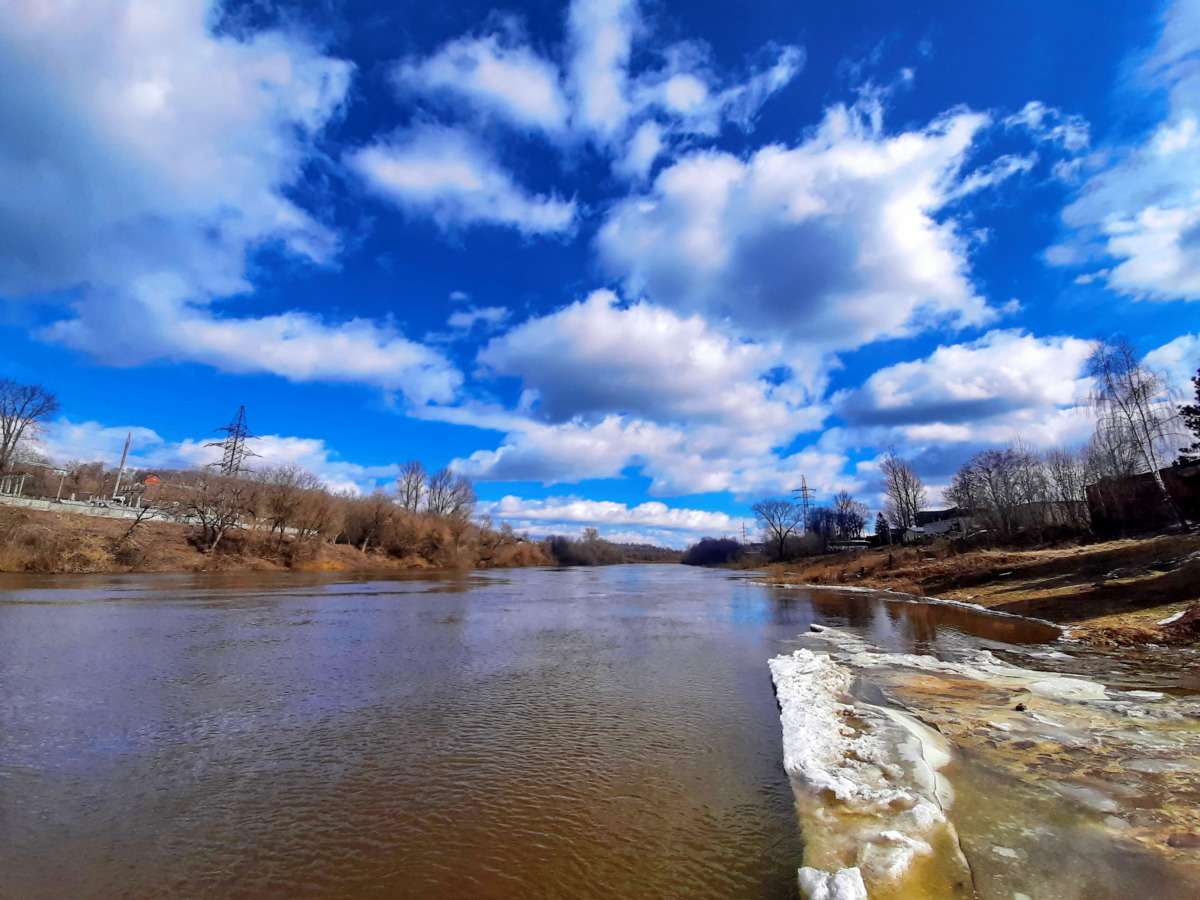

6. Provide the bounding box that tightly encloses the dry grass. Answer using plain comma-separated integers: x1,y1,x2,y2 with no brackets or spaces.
0,506,552,575
762,533,1200,644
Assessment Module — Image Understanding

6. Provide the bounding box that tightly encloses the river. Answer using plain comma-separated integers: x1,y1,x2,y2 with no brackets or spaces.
0,565,1196,899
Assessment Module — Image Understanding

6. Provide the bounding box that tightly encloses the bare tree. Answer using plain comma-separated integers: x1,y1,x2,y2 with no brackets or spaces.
425,467,456,516
476,515,520,565
943,465,982,515
881,448,927,529
396,460,426,512
808,506,837,550
445,474,477,520
1086,338,1188,530
294,484,339,539
0,379,60,471
346,490,397,552
1043,447,1090,528
181,473,256,552
832,490,869,538
753,499,805,560
945,442,1061,538
1085,421,1141,482
254,464,322,543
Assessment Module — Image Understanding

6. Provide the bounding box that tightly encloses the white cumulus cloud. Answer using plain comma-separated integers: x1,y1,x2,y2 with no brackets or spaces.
1146,332,1200,394
0,0,463,406
477,289,819,429
393,30,570,135
837,330,1094,428
1050,0,1200,300
482,495,753,538
596,100,998,350
349,124,576,235
567,0,639,141
389,0,801,185
827,331,1099,482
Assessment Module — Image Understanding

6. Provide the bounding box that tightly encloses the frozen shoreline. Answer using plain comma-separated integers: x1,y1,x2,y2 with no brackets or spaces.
775,624,1200,899
769,647,971,898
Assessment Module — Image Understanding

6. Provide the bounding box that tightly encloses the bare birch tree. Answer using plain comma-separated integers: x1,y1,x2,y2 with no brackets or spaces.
396,460,426,512
0,379,59,471
1086,338,1188,530
1085,421,1141,481
425,467,456,516
881,448,927,529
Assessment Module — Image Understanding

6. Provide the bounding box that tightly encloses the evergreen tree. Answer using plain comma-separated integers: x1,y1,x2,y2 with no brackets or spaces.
874,511,891,544
1179,368,1200,465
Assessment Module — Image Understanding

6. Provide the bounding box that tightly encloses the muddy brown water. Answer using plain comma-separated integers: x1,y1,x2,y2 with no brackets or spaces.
0,566,1086,898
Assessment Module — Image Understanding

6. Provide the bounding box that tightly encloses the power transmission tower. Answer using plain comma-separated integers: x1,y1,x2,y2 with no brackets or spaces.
791,476,814,532
207,406,258,477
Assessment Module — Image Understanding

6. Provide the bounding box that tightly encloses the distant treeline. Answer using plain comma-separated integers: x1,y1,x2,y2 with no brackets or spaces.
544,531,682,566
681,537,745,567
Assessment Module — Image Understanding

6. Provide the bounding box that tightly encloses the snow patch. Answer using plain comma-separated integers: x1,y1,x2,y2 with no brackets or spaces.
796,867,867,900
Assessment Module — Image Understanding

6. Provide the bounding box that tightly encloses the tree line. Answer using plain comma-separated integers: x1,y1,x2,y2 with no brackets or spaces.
124,462,548,569
734,336,1200,562
544,528,683,565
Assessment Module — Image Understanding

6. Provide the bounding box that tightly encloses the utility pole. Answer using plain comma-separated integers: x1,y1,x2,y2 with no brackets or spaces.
207,406,258,477
111,432,131,501
791,476,814,532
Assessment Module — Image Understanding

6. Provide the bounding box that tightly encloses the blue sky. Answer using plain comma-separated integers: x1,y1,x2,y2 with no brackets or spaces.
2,0,1199,545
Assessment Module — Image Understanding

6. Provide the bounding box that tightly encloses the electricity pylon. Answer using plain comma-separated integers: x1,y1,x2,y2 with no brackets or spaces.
207,406,258,477
791,476,814,532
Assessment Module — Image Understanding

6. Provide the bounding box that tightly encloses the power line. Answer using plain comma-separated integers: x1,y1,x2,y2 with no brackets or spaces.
206,406,258,477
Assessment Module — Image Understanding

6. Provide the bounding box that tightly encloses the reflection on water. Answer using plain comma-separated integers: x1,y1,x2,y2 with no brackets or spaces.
774,585,1063,650
0,567,1091,898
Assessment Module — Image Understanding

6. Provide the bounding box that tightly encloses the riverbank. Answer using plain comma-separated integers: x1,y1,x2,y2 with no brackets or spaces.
0,505,551,574
774,626,1200,899
761,534,1200,645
